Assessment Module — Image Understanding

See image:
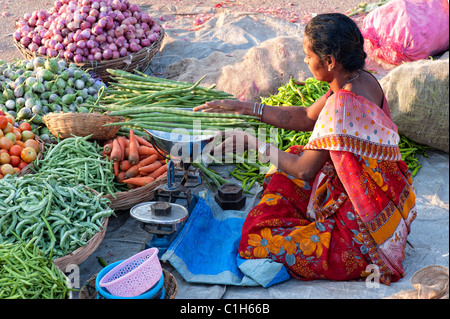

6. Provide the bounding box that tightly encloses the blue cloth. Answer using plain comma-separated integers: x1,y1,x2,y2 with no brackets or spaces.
161,192,290,287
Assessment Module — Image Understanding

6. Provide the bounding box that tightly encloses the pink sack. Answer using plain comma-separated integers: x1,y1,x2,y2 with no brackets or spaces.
361,0,449,65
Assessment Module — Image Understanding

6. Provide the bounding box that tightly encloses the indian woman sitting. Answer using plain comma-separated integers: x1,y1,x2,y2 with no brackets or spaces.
194,13,416,285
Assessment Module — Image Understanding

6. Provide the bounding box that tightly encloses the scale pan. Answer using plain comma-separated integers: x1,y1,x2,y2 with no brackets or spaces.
145,129,216,162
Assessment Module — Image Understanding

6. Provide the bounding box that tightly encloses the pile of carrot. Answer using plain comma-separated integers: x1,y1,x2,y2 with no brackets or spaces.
103,131,167,188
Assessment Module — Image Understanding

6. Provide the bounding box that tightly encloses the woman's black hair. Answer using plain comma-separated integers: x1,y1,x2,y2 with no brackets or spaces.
305,13,367,72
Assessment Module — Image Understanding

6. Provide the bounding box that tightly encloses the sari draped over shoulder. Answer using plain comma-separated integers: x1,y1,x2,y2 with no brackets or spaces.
238,89,417,285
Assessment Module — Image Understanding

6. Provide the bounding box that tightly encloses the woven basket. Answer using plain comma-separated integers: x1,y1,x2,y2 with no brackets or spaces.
53,217,109,272
16,136,46,177
78,269,178,299
104,175,167,211
42,112,123,141
13,25,164,83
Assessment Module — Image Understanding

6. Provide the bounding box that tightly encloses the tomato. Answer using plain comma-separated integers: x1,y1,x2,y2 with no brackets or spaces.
12,128,21,142
21,147,37,163
5,132,16,144
0,116,8,130
2,122,13,134
24,139,40,153
14,140,25,148
9,145,23,157
1,164,15,175
9,155,21,167
21,130,35,142
4,114,15,126
0,152,10,165
18,122,32,132
0,136,13,150
0,111,5,116
17,161,28,170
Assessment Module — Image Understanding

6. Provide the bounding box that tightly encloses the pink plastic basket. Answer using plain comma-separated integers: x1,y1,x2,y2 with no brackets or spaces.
98,248,162,297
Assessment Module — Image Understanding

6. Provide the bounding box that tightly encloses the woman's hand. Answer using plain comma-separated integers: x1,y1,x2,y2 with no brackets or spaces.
193,99,253,116
206,130,263,160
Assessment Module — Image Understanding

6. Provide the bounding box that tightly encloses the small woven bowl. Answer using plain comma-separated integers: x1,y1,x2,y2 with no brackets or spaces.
42,112,123,141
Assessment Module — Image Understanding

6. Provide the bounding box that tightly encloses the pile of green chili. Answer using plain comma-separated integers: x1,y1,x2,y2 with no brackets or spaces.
0,239,72,299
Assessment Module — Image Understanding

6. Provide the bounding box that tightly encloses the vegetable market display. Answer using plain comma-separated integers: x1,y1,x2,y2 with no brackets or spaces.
0,113,42,177
0,57,105,141
103,131,168,188
14,0,162,63
0,240,72,299
101,69,258,135
0,174,114,259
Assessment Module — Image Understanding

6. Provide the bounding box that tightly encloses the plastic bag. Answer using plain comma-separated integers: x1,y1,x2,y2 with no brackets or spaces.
361,0,449,65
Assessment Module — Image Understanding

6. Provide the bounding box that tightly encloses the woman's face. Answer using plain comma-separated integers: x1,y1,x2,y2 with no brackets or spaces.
302,35,329,82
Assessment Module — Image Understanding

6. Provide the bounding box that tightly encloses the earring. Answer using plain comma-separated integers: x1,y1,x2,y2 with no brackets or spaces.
328,66,332,72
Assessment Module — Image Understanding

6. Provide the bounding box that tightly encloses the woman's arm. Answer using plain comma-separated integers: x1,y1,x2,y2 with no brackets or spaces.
212,131,330,182
193,93,328,132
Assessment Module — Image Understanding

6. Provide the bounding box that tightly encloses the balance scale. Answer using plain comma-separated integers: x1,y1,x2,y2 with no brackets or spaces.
130,129,215,258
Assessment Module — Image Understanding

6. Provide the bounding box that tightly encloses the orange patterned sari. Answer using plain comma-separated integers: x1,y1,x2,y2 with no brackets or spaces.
238,89,417,285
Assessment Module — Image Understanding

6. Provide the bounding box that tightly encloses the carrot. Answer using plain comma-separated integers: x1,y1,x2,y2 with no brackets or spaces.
116,171,126,183
114,161,120,176
120,160,132,171
123,176,155,187
124,154,158,179
138,160,162,174
110,139,123,162
117,136,129,161
149,163,168,180
138,145,158,156
135,136,154,148
128,130,139,165
103,140,114,155
155,171,167,181
123,147,129,159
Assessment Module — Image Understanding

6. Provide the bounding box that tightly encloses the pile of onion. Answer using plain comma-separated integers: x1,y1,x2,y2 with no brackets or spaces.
14,0,162,63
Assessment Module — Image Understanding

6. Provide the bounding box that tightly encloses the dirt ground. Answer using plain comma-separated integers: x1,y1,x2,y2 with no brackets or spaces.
0,0,379,62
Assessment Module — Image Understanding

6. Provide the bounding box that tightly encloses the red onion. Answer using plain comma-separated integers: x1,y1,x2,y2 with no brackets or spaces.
23,12,32,20
129,42,141,52
95,34,106,44
129,3,139,13
86,15,96,24
28,43,39,52
44,21,51,29
73,13,83,23
67,21,80,31
89,8,99,18
81,0,91,5
28,17,37,27
37,11,47,20
151,24,161,33
74,54,84,63
75,47,84,56
64,50,74,60
32,35,42,45
55,1,63,10
106,35,113,44
94,51,102,61
119,47,127,57
77,40,86,49
55,43,64,51
13,31,21,41
54,34,63,43
91,1,99,10
114,26,124,37
102,48,112,60
109,43,117,51
141,38,150,47
87,54,95,61
47,48,59,57
112,50,120,59
81,29,91,39
80,21,91,30
80,5,90,14
86,39,96,49
97,17,107,28
92,25,103,35
67,42,77,52
37,46,47,55
48,39,57,49
140,13,151,23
